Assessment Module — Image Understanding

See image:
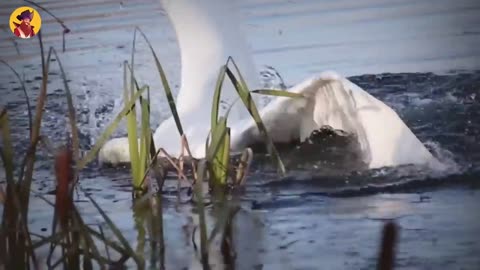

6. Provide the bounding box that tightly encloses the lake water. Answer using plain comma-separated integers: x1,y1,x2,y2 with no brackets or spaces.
0,0,479,269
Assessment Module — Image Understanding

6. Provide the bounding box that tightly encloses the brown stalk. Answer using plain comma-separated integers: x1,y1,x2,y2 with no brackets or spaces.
377,221,398,270
54,146,73,229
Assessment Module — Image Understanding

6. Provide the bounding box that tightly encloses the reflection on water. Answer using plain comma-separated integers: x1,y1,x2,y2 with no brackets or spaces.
3,71,475,269
1,0,479,268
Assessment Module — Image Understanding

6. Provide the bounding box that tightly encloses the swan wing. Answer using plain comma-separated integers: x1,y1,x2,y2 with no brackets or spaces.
231,71,439,169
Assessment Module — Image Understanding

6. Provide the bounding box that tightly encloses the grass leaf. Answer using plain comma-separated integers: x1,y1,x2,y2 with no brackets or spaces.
86,193,145,269
20,45,55,208
77,85,150,170
211,65,228,132
224,60,286,176
48,48,81,191
134,27,184,136
0,61,32,136
124,62,141,189
251,89,304,99
206,117,228,163
0,109,15,184
193,160,209,268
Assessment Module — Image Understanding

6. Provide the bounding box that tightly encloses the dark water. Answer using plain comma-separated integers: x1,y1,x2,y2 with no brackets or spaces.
1,0,479,268
1,70,479,269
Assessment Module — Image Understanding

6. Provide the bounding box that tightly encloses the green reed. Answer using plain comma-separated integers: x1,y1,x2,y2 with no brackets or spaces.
112,28,305,269
0,28,144,268
0,14,402,268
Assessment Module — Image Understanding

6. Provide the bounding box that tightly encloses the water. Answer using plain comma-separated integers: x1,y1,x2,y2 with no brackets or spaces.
0,0,479,269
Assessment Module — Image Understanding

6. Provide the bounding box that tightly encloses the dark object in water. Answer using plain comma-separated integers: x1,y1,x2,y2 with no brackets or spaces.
249,126,367,173
377,221,398,270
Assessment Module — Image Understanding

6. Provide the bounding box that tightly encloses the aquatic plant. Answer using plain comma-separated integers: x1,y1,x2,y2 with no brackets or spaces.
46,146,142,269
24,0,71,52
0,8,402,267
116,26,302,191
94,27,304,268
0,107,37,268
0,28,146,269
0,57,135,269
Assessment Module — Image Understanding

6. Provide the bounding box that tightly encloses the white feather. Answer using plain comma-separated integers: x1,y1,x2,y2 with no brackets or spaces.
230,71,440,169
99,0,441,170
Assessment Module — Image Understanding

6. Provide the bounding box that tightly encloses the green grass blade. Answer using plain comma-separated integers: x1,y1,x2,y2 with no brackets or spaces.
206,117,228,162
128,30,141,185
0,61,32,137
20,45,55,216
211,65,228,131
0,108,38,268
209,65,230,186
124,62,141,188
130,28,137,102
86,193,145,269
251,89,304,99
193,160,209,268
71,207,105,268
208,203,239,245
137,89,151,189
37,29,46,76
77,85,150,170
31,232,65,250
224,63,286,176
209,65,245,186
48,48,80,186
208,120,229,186
0,26,20,55
86,227,134,258
123,60,151,190
125,56,152,189
0,109,15,184
134,27,184,136
219,128,231,183
25,0,70,53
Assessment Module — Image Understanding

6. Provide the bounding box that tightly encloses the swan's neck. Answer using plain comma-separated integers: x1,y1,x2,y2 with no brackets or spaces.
160,0,259,117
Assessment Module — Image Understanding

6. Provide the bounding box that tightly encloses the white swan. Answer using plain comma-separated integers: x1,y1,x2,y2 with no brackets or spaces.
98,0,440,170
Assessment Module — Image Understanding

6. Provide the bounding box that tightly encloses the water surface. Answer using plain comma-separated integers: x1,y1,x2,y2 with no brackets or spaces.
0,0,479,269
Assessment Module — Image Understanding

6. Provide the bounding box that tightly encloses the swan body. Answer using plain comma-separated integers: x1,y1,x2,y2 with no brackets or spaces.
230,71,438,168
98,0,440,170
